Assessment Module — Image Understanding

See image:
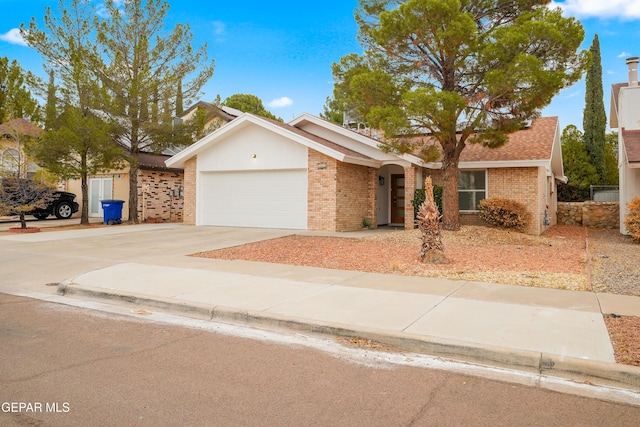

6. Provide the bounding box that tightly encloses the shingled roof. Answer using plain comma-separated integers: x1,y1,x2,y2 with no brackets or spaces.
622,128,640,164
408,116,559,164
460,116,558,162
0,118,42,138
137,152,183,172
264,116,373,161
610,82,628,128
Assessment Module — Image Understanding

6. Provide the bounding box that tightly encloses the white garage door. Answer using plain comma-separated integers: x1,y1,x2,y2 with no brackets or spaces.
199,169,308,229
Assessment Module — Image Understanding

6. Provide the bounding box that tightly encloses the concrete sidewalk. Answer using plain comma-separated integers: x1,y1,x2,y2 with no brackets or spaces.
57,260,640,392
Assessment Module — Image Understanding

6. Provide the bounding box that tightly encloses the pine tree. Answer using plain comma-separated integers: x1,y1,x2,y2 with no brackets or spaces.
330,0,588,230
176,81,184,117
44,71,57,130
583,34,606,183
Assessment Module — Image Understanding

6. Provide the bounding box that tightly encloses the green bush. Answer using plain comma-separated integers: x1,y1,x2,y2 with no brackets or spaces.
624,197,640,243
478,198,530,231
557,183,590,202
412,185,442,219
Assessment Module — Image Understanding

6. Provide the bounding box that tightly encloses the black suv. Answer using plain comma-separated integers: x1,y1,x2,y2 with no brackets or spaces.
32,191,80,220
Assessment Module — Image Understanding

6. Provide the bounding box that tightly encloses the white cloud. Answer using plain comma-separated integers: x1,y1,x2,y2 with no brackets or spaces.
564,90,582,99
268,97,294,108
0,28,27,46
96,5,109,18
97,1,124,18
550,0,640,19
618,51,632,58
212,21,226,36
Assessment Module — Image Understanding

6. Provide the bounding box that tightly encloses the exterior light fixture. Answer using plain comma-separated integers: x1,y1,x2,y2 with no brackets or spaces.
251,154,257,158
378,175,385,186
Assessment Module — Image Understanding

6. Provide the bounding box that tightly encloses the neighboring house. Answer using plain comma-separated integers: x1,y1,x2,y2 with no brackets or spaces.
66,102,238,221
177,101,241,141
65,152,185,222
610,56,640,235
0,118,42,178
166,113,564,235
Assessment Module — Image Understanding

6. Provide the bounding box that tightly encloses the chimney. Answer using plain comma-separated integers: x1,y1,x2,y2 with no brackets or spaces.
627,56,640,86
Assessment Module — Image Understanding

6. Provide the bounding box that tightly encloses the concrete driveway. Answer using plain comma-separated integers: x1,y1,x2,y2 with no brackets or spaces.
0,223,295,296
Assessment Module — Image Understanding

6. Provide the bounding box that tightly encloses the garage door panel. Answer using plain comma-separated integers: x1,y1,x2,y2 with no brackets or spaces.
199,170,307,229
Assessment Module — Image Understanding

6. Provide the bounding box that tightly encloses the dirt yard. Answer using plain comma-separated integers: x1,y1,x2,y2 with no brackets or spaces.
194,225,640,366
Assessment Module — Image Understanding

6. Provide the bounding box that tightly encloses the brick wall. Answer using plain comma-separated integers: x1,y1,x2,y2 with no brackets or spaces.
183,156,197,225
137,170,184,222
488,167,544,235
308,150,338,231
308,149,377,232
335,160,376,231
423,168,443,186
404,165,416,229
367,168,378,227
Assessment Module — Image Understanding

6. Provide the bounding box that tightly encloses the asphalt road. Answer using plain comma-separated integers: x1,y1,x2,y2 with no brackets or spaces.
2,294,639,427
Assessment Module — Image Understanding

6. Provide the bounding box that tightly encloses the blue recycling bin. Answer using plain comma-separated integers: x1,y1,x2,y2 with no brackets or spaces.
100,199,124,225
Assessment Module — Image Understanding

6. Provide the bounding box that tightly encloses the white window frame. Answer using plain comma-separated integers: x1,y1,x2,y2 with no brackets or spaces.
458,169,487,212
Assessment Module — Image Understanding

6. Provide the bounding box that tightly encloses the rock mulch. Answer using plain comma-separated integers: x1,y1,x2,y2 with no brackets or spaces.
588,228,640,296
604,315,640,366
196,225,588,291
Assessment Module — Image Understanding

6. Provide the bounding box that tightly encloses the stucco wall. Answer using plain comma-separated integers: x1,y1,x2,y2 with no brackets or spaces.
66,172,129,220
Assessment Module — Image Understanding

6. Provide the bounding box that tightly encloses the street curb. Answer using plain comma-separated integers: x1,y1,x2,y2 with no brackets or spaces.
57,282,640,392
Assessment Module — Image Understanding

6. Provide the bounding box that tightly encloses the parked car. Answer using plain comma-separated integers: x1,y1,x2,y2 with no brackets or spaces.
31,191,80,220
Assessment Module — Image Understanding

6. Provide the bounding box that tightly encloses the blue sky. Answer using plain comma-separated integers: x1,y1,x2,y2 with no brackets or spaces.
1,0,639,129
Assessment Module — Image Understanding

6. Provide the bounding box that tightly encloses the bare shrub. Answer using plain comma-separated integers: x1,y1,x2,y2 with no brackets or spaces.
478,198,530,231
624,197,640,243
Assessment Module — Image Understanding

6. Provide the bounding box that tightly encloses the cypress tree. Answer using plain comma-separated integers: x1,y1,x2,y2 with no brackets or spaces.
176,80,184,117
583,34,606,183
44,70,57,130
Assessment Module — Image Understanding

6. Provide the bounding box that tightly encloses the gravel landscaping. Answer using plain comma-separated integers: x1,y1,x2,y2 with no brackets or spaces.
196,225,589,291
588,228,640,296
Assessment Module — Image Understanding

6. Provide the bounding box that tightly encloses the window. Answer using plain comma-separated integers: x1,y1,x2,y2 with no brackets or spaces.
1,148,19,173
459,170,486,211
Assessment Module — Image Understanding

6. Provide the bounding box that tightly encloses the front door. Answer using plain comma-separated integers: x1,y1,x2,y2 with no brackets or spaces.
89,177,113,217
390,174,405,224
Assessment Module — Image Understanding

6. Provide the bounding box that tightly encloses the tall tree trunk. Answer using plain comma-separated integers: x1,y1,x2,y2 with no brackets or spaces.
129,164,139,223
440,139,463,231
19,212,27,229
80,173,89,225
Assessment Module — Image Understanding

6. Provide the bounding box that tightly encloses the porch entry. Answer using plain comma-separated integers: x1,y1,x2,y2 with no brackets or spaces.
390,174,405,224
89,177,113,217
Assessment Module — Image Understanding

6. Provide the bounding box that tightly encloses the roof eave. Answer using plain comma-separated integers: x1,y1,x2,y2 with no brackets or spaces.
457,159,550,169
289,114,425,166
166,113,376,169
